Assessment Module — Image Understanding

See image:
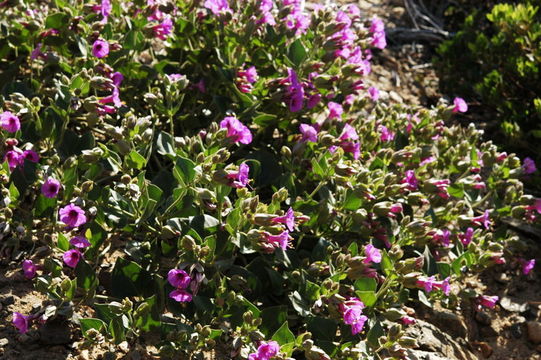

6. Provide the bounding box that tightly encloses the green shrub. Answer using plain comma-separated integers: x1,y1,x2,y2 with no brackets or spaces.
436,1,541,148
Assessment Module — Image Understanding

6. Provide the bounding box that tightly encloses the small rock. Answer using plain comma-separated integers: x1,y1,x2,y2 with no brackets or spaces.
537,344,541,353
510,323,523,338
495,272,509,284
119,341,129,353
0,338,8,347
2,295,15,305
475,311,491,325
500,296,528,313
527,321,541,343
39,320,72,345
476,342,493,358
78,349,90,360
479,325,498,338
432,310,468,339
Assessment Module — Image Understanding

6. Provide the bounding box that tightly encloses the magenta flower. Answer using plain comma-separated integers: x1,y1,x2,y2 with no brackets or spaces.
402,170,418,191
427,179,450,199
452,97,468,113
12,312,29,334
472,210,491,229
69,236,91,248
340,297,368,335
169,289,193,302
111,72,124,87
249,341,280,360
263,230,292,252
285,9,310,36
432,229,450,247
459,227,474,246
286,68,304,112
226,162,250,188
220,116,252,145
63,249,82,268
522,157,537,174
379,125,395,142
368,86,379,101
328,101,343,120
400,316,416,325
30,43,45,61
390,203,403,214
41,177,61,198
92,39,109,58
204,0,231,15
434,277,451,296
340,124,359,141
416,275,436,293
92,0,111,23
299,124,318,143
257,0,275,25
4,149,23,170
363,244,381,264
520,258,535,275
153,16,173,40
478,295,498,308
271,207,295,232
22,150,39,163
59,204,87,228
420,156,437,166
369,17,386,49
1,111,21,133
167,269,191,289
239,66,258,84
98,87,122,108
307,93,322,109
340,141,361,160
22,260,37,279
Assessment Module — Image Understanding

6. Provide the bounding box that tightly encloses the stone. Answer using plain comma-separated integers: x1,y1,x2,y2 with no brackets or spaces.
510,323,523,339
475,311,491,326
527,321,541,344
431,310,469,339
405,319,477,360
476,342,493,358
500,296,528,313
494,272,509,284
0,338,8,347
39,320,72,345
78,349,90,360
2,295,15,305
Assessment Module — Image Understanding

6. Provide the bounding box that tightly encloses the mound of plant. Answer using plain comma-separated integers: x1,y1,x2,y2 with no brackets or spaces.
436,1,541,151
1,1,539,359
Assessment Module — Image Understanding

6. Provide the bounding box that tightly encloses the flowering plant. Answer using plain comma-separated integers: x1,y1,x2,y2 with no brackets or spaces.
0,0,538,359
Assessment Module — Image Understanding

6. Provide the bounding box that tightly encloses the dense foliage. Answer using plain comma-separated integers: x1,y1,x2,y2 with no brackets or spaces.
1,0,539,359
437,1,541,151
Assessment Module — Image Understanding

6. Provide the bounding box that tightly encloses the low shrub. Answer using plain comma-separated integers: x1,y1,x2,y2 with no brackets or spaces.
1,0,539,359
436,1,541,150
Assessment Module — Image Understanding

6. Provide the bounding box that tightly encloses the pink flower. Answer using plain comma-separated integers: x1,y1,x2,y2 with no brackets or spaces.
472,210,491,229
420,156,436,166
340,123,359,141
402,170,418,191
369,17,386,49
257,0,275,25
41,177,61,198
522,157,537,174
307,93,322,109
93,0,112,23
263,230,292,252
478,295,498,308
92,39,109,58
167,269,191,289
340,141,360,160
22,150,39,163
63,249,82,268
379,125,394,142
299,124,317,143
111,72,124,87
363,244,381,264
400,316,416,325
238,66,258,84
256,341,280,360
285,68,304,112
271,207,295,232
452,97,468,113
204,0,231,15
340,297,368,335
195,79,206,93
220,116,252,144
69,236,91,248
432,229,451,247
169,289,193,302
390,203,403,214
59,204,87,228
416,276,436,293
30,43,45,60
4,149,22,170
285,9,310,36
520,258,535,275
226,162,250,188
434,277,451,295
12,312,29,334
496,152,508,162
368,86,379,101
1,111,20,133
459,227,474,246
152,16,173,40
22,260,37,279
328,101,343,120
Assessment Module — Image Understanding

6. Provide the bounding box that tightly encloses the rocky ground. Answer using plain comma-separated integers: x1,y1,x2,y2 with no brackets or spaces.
1,1,541,359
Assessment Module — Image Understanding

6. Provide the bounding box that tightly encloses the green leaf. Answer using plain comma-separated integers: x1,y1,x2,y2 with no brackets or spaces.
45,13,69,29
253,113,277,127
134,295,161,332
173,157,196,185
380,250,393,276
109,316,126,344
418,289,433,308
288,39,307,67
126,150,147,170
80,318,106,337
367,319,384,348
355,291,377,307
260,306,288,337
57,233,69,251
448,184,464,198
111,258,153,298
75,259,98,291
306,317,337,342
354,277,377,292
8,182,19,202
272,322,295,346
156,131,176,156
34,194,57,217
